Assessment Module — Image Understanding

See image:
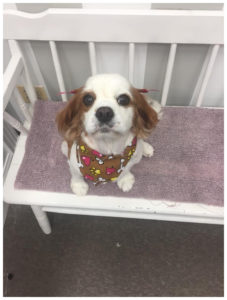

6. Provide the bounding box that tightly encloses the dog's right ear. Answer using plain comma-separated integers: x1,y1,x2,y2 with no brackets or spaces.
55,88,84,142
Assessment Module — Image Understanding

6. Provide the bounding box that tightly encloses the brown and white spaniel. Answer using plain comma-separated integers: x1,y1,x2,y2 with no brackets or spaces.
56,73,161,196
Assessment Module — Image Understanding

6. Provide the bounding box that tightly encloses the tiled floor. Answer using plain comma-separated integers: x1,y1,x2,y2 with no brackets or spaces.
3,205,223,297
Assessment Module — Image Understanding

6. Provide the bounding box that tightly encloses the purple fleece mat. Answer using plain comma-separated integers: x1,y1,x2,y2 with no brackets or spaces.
15,101,223,206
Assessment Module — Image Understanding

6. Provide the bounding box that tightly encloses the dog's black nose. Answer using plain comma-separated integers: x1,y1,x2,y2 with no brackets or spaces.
96,106,114,123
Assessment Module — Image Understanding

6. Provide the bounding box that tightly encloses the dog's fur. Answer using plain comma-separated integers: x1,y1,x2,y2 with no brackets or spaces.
56,74,161,196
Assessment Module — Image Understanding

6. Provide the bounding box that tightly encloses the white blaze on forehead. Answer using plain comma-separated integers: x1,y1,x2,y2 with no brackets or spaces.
84,74,131,98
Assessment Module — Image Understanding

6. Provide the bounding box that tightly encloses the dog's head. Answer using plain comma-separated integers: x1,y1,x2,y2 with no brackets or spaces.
56,74,158,143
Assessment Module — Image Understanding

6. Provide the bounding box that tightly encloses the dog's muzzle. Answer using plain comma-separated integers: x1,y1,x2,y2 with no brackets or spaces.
95,106,114,124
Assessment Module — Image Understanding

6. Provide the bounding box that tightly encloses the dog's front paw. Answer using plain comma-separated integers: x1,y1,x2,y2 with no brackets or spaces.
117,172,135,192
71,179,89,196
143,142,154,157
61,141,68,157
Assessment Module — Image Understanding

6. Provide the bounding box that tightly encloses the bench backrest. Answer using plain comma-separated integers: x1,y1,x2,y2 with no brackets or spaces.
3,8,224,134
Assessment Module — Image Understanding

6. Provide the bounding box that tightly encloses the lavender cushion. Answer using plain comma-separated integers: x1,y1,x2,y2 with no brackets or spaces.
15,101,224,206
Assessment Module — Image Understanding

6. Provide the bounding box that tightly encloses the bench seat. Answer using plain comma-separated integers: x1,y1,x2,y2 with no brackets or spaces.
4,101,224,225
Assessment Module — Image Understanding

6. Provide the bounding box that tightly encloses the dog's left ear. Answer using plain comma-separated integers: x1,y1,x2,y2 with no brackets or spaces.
131,87,159,138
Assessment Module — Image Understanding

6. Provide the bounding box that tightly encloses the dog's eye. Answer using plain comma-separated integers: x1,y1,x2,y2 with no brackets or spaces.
117,94,130,106
83,94,94,106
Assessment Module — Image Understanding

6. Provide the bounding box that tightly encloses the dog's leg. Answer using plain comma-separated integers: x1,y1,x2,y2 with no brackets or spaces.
70,177,89,196
117,139,143,192
117,171,135,192
61,141,68,156
69,164,89,196
68,143,89,196
143,141,154,157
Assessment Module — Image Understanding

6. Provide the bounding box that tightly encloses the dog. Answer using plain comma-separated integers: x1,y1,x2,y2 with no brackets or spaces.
56,73,161,196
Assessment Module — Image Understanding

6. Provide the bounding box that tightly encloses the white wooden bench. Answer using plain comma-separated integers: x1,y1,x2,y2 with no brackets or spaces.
3,8,224,234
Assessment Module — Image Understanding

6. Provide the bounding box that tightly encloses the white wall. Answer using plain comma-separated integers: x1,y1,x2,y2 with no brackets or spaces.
144,43,224,107
16,3,82,11
4,3,224,107
151,3,224,10
18,40,223,107
5,2,222,107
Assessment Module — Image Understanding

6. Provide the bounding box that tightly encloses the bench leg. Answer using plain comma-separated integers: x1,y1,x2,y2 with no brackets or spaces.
31,205,51,234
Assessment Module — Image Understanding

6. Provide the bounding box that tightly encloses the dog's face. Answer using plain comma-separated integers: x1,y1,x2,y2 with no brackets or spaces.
56,74,158,143
83,74,134,136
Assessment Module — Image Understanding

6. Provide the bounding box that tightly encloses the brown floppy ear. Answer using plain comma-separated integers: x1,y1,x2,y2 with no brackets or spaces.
55,88,84,143
131,87,159,139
